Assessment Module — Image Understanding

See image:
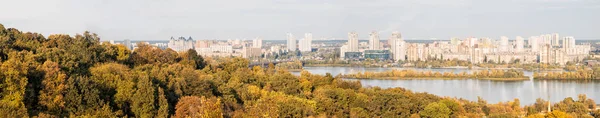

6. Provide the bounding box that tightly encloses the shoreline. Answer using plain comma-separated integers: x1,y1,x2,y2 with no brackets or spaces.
304,64,564,71
343,77,530,81
281,68,303,72
533,78,600,80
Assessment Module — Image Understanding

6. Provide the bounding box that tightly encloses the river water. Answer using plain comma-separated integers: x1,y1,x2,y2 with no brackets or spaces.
292,67,600,105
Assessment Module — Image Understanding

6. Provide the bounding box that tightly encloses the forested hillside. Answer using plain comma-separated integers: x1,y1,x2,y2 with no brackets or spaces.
0,24,598,117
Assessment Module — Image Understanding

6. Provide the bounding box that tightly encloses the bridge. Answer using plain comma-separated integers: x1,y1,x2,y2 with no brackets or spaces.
248,60,294,67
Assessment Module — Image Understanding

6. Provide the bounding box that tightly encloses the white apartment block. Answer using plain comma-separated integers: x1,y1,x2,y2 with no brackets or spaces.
253,37,262,48
299,33,312,52
369,31,381,50
168,36,195,52
287,33,297,51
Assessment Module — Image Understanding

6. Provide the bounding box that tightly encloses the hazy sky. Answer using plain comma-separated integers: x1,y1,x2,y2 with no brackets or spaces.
1,0,599,41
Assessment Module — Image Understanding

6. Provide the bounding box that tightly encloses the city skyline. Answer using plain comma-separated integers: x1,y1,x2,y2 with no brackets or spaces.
1,0,599,41
141,32,584,41
3,1,600,117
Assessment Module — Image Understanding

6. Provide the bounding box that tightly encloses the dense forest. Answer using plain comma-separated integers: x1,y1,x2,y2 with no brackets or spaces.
1,24,599,117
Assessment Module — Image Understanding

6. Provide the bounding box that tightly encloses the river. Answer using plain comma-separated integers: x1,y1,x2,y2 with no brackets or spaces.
292,66,600,105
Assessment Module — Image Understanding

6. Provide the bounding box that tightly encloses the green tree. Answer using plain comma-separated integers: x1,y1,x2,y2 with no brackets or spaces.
63,76,105,116
420,102,451,118
156,88,169,118
438,99,465,116
179,49,206,69
131,74,156,118
0,52,33,117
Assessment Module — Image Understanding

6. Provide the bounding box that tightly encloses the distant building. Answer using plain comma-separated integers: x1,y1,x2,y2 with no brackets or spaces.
552,33,560,47
344,52,362,60
287,33,297,51
340,45,348,59
515,36,524,53
407,43,428,61
388,32,406,61
467,37,477,47
195,40,211,48
270,45,284,54
364,50,391,60
299,33,312,52
485,52,537,64
195,45,235,57
539,44,566,65
243,47,262,58
529,36,539,52
348,32,359,52
124,39,132,50
442,53,470,61
369,31,381,50
499,36,509,52
253,37,262,48
168,36,195,52
562,36,575,49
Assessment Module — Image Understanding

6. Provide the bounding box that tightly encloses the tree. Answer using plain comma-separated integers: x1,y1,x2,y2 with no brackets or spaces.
0,52,33,117
156,88,169,118
180,49,206,70
131,74,156,118
420,102,451,118
63,76,105,116
3,24,600,118
546,110,572,118
592,109,600,118
115,44,131,63
350,107,370,118
439,99,465,116
38,61,67,114
174,96,223,118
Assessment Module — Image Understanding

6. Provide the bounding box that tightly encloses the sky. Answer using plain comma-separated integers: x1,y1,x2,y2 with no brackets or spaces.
1,0,599,41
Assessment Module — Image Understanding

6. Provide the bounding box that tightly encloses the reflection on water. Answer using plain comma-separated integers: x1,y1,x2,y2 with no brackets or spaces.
292,67,477,76
294,67,600,105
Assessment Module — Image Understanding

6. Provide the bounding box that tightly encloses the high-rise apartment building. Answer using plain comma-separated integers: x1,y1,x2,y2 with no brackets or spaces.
552,33,560,47
253,37,262,48
299,33,313,52
407,43,427,61
395,40,406,61
389,32,397,54
500,36,509,52
542,34,552,45
468,37,478,47
369,31,381,50
562,36,575,49
529,36,539,52
348,32,359,52
287,33,297,51
124,39,132,50
540,44,566,64
515,36,524,52
388,32,405,61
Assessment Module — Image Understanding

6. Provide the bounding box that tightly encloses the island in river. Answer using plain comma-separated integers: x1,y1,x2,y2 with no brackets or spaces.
341,69,529,81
